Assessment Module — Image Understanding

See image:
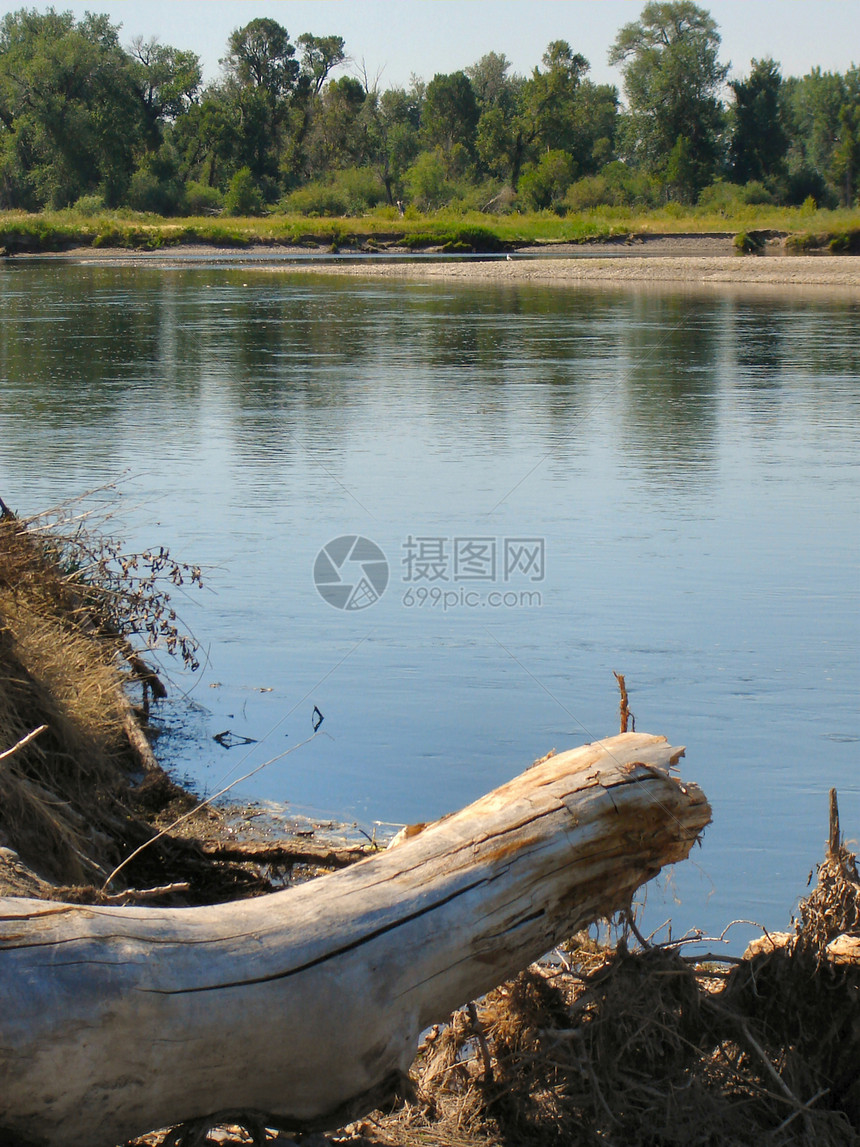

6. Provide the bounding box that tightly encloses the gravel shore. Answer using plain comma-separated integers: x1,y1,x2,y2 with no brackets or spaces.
22,236,860,289
283,253,860,290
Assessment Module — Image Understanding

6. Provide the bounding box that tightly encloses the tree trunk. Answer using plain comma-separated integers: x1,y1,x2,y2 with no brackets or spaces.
0,733,710,1146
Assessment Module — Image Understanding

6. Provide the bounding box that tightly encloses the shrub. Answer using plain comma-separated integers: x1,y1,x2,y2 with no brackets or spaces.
518,150,575,213
333,167,387,214
404,150,451,211
733,231,765,254
127,167,183,216
72,194,106,218
224,168,264,216
182,181,223,215
828,228,860,253
698,181,774,213
563,163,660,212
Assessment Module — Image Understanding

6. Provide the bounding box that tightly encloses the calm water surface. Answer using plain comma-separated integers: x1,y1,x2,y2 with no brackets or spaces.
1,258,858,949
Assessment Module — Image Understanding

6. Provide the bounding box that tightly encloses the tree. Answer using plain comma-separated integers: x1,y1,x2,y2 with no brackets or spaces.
609,1,728,199
296,33,346,97
223,18,299,106
466,51,518,112
220,18,300,186
421,72,479,166
304,75,367,175
474,42,617,191
781,67,860,205
129,37,201,147
831,102,860,206
358,84,422,205
728,58,788,186
0,8,141,207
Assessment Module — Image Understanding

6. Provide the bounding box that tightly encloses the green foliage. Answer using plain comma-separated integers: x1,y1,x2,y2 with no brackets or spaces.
400,225,506,252
127,159,184,216
72,194,106,217
697,180,774,212
827,227,860,252
422,72,479,159
0,6,857,218
281,167,385,215
610,2,728,198
518,150,576,211
0,8,141,208
732,230,765,253
182,181,223,214
564,163,660,210
224,167,264,216
404,149,453,210
729,58,788,186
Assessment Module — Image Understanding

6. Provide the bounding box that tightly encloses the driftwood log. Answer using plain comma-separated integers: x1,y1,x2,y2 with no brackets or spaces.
0,733,710,1146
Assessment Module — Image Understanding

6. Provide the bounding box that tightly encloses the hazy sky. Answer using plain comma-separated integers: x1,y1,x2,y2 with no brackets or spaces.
2,1,858,93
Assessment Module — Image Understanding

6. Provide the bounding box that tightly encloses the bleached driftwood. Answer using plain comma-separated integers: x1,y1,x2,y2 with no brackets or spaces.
0,733,710,1146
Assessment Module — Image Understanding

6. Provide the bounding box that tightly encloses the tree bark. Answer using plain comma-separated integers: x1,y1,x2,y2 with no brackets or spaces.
0,732,710,1147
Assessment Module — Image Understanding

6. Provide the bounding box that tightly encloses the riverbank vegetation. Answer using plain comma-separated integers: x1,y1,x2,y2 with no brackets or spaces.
1,2,859,237
2,203,860,255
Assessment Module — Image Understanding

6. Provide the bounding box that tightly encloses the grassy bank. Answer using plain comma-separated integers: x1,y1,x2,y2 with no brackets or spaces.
2,203,860,254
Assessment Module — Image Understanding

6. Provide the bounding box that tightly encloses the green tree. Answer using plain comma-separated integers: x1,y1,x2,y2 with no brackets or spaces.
224,164,263,214
831,103,860,206
609,1,728,199
781,67,860,205
421,72,479,167
474,43,616,190
129,36,201,148
223,18,299,106
728,58,788,187
296,33,346,97
170,87,240,189
358,84,422,205
304,75,367,175
466,51,519,112
221,17,299,185
518,148,575,210
0,8,141,207
403,147,449,209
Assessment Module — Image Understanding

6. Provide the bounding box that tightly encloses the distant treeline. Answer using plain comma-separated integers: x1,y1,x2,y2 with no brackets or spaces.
0,1,858,217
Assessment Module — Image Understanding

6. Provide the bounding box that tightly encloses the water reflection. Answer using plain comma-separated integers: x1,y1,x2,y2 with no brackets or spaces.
1,262,858,951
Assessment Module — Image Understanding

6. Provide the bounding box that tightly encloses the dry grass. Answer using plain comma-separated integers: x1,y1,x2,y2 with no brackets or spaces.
0,502,256,899
0,513,131,882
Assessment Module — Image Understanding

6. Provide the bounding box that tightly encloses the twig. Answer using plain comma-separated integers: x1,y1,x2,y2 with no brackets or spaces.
773,1087,829,1132
101,882,191,904
101,730,324,891
613,671,632,733
737,1020,801,1106
466,1002,494,1085
0,724,48,764
829,787,841,859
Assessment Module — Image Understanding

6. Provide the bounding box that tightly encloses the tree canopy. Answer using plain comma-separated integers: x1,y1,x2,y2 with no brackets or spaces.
0,2,857,216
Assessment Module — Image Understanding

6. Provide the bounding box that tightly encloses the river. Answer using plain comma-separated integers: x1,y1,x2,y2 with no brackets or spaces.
1,255,858,948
